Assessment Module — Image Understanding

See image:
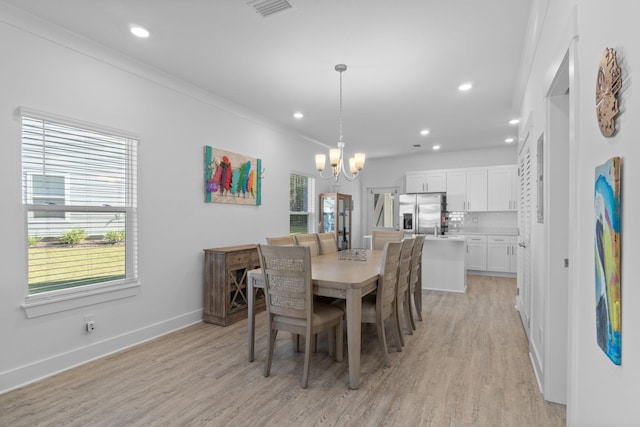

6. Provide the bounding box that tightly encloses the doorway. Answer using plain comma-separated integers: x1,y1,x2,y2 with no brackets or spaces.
542,49,571,404
366,187,399,233
517,129,533,339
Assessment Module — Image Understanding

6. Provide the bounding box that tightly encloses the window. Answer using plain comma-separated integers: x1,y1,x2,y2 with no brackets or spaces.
21,109,138,302
289,173,315,234
31,174,67,218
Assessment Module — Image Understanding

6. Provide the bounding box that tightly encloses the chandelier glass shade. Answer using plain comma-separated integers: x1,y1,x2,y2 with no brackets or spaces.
315,64,365,181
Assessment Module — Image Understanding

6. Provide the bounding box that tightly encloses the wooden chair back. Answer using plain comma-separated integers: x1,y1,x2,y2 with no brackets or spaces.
371,230,404,250
294,233,319,257
266,235,295,246
377,241,403,310
257,245,312,321
410,234,426,292
317,232,337,254
397,238,415,297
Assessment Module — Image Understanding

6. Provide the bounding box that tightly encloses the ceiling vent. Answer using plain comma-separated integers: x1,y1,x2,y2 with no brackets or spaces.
247,0,293,17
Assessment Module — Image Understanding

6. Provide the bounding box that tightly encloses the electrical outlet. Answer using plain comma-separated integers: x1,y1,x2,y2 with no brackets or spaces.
84,314,95,333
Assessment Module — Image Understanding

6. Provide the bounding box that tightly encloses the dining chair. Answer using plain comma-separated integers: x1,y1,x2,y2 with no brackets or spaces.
294,233,319,256
317,232,338,254
334,240,403,368
266,235,295,246
371,230,405,250
257,244,344,388
396,237,415,343
409,234,426,327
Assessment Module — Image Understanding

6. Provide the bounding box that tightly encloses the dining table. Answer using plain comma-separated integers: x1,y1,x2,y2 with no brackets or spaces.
247,249,383,390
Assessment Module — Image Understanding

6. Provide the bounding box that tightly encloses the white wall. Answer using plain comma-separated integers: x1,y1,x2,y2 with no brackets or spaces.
0,7,326,392
519,0,640,425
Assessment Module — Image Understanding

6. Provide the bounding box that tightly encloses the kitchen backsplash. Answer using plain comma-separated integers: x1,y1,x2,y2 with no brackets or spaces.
447,211,517,233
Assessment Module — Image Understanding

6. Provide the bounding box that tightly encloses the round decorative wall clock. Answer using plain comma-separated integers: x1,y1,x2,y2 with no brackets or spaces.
595,47,622,137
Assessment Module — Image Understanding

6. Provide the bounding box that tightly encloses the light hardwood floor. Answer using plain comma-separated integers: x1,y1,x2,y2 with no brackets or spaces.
0,275,565,426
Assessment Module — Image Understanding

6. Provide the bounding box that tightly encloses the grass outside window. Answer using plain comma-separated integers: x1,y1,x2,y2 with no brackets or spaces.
29,244,125,294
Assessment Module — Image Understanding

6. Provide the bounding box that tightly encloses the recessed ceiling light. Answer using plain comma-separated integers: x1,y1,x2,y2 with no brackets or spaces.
458,83,473,91
432,145,441,150
505,138,515,144
509,118,520,125
293,112,304,119
420,129,430,136
130,26,150,38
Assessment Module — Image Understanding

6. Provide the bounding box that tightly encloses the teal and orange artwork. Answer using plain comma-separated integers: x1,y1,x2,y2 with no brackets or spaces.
204,146,262,206
594,156,621,365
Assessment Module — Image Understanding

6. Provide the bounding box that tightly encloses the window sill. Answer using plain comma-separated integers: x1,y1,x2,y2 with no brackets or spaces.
22,280,140,318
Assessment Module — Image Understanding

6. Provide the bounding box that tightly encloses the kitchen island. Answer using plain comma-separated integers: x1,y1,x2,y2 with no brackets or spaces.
422,235,467,292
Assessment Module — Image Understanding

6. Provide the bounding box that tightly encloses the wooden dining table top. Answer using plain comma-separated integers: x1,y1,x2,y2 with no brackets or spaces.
309,250,383,287
249,249,383,290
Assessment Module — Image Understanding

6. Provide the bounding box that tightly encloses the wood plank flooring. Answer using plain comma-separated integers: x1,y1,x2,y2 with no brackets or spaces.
0,275,565,426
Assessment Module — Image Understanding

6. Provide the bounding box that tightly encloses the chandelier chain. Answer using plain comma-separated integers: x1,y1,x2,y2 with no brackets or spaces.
338,68,343,143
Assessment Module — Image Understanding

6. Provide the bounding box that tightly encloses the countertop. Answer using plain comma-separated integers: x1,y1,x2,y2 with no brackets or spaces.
424,235,465,241
446,228,519,236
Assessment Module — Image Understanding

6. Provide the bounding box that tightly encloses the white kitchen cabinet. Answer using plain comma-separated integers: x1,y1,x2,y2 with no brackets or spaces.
509,237,518,273
446,170,467,211
446,169,487,211
487,166,518,211
487,235,511,272
466,235,487,271
405,170,446,193
466,169,487,211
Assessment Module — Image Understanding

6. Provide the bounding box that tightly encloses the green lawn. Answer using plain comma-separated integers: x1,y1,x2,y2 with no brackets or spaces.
29,244,125,294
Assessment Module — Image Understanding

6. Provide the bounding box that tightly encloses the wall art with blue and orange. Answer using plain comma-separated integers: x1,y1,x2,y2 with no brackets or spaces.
594,156,621,365
204,146,262,206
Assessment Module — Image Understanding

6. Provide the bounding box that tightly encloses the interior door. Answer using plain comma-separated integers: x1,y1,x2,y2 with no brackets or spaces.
517,136,533,338
367,187,399,231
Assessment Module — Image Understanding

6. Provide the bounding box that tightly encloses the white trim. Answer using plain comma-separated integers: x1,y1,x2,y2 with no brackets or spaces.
16,107,140,141
1,310,203,394
22,280,141,318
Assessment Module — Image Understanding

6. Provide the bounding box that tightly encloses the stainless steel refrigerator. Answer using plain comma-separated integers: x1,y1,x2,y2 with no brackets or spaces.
399,193,447,235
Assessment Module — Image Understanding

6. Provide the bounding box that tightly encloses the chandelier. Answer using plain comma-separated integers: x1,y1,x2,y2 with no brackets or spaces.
315,64,365,181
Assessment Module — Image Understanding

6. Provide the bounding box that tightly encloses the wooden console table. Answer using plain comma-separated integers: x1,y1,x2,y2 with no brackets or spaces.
203,244,264,326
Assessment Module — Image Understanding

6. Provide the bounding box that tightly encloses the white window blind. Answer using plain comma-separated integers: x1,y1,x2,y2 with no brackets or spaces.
289,173,315,234
21,110,138,295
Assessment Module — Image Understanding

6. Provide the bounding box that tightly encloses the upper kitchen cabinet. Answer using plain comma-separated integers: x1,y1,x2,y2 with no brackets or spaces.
446,169,487,211
405,170,447,193
488,166,518,211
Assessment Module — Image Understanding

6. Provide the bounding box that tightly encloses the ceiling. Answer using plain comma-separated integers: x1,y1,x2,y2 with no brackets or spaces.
3,0,532,159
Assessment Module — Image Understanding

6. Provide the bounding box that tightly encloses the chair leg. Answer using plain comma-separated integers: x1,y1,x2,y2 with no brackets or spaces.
328,329,335,357
404,292,414,335
389,308,403,353
376,315,391,368
394,300,405,347
407,289,417,331
293,334,300,352
302,333,312,389
264,327,278,377
335,319,344,363
415,278,423,321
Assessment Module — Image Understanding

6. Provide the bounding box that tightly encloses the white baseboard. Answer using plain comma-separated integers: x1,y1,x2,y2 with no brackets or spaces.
467,270,517,278
0,309,203,394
